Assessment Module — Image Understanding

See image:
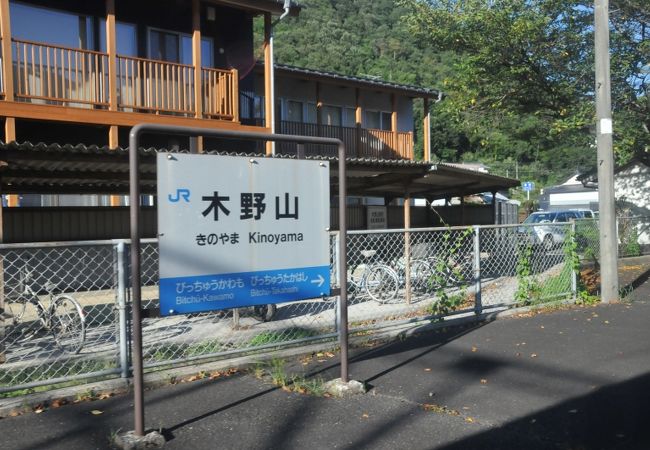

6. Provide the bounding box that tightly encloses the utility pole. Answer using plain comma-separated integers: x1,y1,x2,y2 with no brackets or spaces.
594,0,618,302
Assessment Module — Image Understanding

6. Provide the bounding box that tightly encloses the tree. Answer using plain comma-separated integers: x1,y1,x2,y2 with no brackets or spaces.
399,0,649,179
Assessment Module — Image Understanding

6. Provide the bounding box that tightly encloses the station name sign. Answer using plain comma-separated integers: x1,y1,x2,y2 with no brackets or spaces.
157,154,330,316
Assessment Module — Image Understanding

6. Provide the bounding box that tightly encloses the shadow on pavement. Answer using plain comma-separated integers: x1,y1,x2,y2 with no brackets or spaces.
439,371,650,450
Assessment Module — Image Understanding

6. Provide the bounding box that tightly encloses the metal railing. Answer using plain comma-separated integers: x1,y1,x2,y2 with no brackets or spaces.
1,218,648,396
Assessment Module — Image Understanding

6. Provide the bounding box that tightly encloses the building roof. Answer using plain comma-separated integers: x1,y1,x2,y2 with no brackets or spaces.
0,141,517,199
209,0,301,15
270,64,442,99
577,153,650,186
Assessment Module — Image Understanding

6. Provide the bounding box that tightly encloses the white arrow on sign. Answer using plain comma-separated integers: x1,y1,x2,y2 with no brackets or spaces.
310,274,325,287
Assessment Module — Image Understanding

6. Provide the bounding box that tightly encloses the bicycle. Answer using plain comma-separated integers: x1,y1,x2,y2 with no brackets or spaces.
347,250,400,304
426,252,474,289
391,256,436,297
3,269,86,354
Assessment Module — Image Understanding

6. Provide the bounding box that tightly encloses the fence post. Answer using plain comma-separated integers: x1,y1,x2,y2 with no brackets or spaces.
334,231,341,289
571,221,578,300
404,191,412,304
473,226,482,315
115,240,130,378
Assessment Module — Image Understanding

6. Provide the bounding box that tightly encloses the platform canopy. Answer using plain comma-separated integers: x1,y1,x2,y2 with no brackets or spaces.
0,141,519,198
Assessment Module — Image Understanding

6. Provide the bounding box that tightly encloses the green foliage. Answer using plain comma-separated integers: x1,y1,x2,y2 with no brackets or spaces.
267,0,649,185
0,359,115,398
397,0,649,180
253,358,327,396
566,227,600,305
514,243,542,304
620,222,642,257
248,328,317,347
428,227,473,317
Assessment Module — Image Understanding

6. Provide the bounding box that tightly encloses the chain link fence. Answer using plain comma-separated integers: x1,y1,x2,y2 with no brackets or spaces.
4,219,648,396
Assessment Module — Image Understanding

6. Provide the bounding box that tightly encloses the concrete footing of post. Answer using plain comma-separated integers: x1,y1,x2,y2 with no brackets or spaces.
114,430,166,449
323,378,366,397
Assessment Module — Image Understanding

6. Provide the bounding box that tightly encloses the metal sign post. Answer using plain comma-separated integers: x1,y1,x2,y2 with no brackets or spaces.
129,124,348,437
522,181,535,201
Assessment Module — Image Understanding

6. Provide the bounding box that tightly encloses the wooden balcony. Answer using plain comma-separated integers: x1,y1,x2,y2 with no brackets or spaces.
278,121,413,160
1,38,240,127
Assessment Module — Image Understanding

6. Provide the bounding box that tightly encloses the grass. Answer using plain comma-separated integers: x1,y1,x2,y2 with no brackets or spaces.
248,327,318,347
146,339,228,362
250,358,327,396
0,359,116,398
537,263,573,301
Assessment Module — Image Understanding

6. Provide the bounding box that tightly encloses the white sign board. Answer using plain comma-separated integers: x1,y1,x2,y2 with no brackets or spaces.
157,154,330,316
367,206,387,230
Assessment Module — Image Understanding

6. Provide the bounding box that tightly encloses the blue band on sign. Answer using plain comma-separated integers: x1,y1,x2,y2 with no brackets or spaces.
159,265,331,315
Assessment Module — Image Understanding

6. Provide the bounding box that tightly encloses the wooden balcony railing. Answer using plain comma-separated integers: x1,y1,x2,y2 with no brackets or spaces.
202,68,238,120
116,55,195,115
4,39,238,121
278,121,414,160
12,38,109,107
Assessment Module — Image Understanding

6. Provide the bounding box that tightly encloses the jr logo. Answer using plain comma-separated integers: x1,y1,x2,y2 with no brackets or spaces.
168,189,191,203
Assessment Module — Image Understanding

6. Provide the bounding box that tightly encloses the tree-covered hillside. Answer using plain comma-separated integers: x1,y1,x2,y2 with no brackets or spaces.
268,0,649,188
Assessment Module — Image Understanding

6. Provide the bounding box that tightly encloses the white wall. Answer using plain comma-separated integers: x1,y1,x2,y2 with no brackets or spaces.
616,163,650,213
615,162,650,245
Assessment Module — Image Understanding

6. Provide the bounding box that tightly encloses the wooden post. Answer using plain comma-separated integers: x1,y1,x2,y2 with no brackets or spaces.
106,0,118,148
1,0,15,143
404,189,412,304
355,88,362,158
263,13,273,156
492,190,498,224
391,93,398,157
192,0,203,152
106,0,121,206
231,68,239,122
423,97,431,162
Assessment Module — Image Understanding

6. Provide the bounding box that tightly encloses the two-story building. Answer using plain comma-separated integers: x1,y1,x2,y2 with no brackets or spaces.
0,0,518,240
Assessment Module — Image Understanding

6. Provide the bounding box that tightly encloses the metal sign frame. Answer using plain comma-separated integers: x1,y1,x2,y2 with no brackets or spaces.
129,124,348,437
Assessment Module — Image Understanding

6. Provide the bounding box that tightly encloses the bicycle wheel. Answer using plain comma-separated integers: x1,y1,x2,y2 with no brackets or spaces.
51,295,86,354
410,260,434,295
365,265,399,304
251,304,277,322
4,298,28,325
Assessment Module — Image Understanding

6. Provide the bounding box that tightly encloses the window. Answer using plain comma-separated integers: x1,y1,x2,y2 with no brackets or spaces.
11,2,94,49
253,95,265,120
305,103,317,124
286,100,303,122
381,112,392,131
365,110,393,130
343,107,356,127
365,110,380,129
322,105,342,126
148,28,213,67
99,20,137,56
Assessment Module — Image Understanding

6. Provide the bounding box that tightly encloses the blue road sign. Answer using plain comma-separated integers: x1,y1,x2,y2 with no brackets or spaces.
522,181,535,192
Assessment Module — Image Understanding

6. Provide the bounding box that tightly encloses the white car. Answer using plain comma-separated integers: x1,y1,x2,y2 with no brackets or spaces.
518,210,584,250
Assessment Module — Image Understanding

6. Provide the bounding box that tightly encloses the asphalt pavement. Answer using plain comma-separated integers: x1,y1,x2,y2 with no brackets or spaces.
1,272,650,450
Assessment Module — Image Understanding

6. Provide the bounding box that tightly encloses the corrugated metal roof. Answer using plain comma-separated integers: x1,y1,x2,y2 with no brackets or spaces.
271,64,442,98
0,141,518,197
